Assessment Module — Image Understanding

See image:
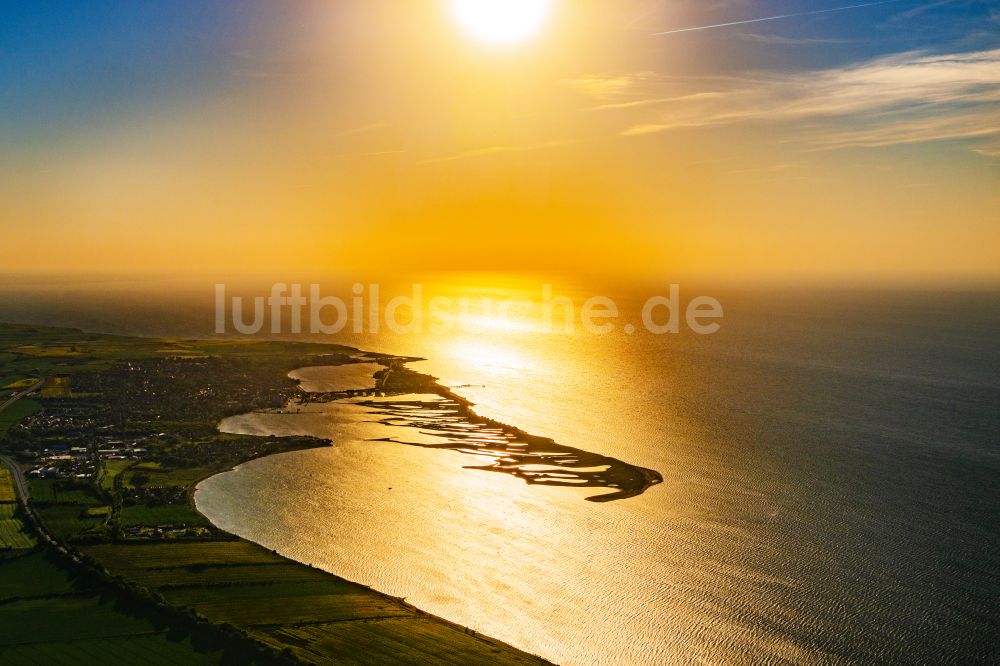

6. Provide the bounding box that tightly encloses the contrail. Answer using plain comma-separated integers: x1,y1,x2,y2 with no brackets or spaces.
652,0,907,36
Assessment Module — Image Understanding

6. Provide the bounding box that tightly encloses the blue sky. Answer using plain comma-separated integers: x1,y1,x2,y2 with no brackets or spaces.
0,2,271,140
2,0,996,134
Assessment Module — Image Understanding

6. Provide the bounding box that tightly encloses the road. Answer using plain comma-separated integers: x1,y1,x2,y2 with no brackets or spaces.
0,375,65,550
0,377,45,415
0,453,30,506
1,451,70,555
0,375,44,504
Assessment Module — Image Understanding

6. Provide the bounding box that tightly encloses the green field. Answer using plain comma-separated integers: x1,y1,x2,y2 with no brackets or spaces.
99,459,132,492
163,580,411,626
125,464,214,489
0,504,35,550
257,617,545,666
119,504,209,527
28,477,110,543
35,504,107,541
2,378,37,390
40,376,72,398
0,552,224,664
85,506,111,518
0,595,158,645
0,468,16,502
0,399,40,438
0,634,222,666
28,480,102,506
0,553,84,599
81,541,548,664
84,542,285,571
109,562,334,589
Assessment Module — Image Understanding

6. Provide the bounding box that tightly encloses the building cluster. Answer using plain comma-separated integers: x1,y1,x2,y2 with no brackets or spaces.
26,438,149,479
21,411,99,431
122,525,211,539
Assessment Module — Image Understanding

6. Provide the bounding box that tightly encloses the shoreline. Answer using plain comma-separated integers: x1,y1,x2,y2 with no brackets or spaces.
0,322,554,664
186,410,553,664
191,351,663,661
298,357,664,502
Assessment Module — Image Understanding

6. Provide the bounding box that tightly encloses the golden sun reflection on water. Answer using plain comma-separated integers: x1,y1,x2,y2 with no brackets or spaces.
452,339,530,372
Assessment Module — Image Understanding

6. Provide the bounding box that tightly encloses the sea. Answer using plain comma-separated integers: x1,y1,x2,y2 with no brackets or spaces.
3,275,999,664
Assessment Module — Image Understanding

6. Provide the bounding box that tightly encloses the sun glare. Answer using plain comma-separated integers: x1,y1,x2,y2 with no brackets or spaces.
450,0,553,45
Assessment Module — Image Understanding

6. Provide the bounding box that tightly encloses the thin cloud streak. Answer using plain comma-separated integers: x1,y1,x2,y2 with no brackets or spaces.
736,33,854,45
652,0,907,36
420,141,575,165
603,48,1000,155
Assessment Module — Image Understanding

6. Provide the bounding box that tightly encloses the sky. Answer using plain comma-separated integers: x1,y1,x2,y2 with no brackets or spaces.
1,0,998,284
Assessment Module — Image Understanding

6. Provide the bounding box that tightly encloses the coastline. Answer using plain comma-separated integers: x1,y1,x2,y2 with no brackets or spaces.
189,454,548,662
0,322,553,664
179,371,556,664
296,357,663,502
190,352,664,662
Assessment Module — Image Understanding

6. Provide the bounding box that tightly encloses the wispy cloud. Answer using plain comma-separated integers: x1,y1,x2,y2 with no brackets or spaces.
888,0,962,22
972,140,1000,157
561,72,663,100
651,0,907,36
420,141,575,165
592,92,726,112
581,48,1000,156
736,32,853,45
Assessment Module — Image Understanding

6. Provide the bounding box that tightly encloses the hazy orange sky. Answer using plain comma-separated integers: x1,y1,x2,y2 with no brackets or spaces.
2,1,998,283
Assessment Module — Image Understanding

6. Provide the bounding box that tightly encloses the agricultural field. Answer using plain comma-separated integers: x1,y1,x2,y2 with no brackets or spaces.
0,634,222,666
0,400,40,438
163,584,411,627
29,479,102,506
0,467,16,502
0,553,224,665
0,552,84,599
256,617,548,666
0,595,158,644
0,463,33,551
84,506,111,519
81,541,547,664
119,503,209,527
84,541,286,571
124,462,215,489
10,345,84,357
2,378,38,390
30,480,110,542
110,562,335,589
40,375,72,398
99,459,133,492
0,504,35,550
34,504,107,541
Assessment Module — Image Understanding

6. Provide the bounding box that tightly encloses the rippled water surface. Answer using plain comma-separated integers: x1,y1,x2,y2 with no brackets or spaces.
189,287,998,663
288,362,383,392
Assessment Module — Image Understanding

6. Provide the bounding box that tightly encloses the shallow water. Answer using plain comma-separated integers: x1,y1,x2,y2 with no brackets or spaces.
196,288,1000,664
288,362,382,392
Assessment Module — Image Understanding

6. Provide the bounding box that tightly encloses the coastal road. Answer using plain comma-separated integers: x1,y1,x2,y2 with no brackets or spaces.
0,375,44,504
0,453,31,508
1,451,70,555
0,376,61,547
0,377,45,415
1,452,69,554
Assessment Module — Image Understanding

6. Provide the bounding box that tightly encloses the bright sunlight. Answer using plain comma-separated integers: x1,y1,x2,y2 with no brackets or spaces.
450,0,554,45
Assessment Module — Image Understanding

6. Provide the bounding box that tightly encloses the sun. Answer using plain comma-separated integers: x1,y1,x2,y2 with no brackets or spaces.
450,0,554,45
